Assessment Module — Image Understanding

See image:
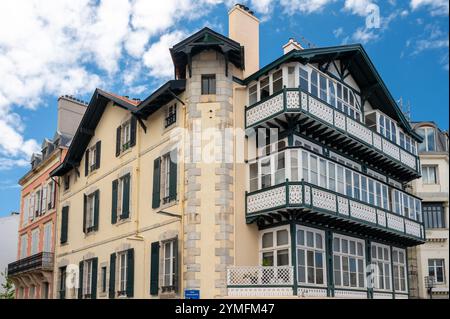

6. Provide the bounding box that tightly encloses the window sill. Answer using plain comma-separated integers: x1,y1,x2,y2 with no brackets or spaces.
84,229,98,238
115,217,131,226
162,122,178,135
159,199,178,211
118,147,133,158
87,169,98,178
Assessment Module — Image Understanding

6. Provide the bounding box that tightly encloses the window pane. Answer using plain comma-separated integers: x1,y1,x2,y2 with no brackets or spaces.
310,70,318,97
306,231,314,247
315,233,323,249
297,229,305,246
426,128,435,151
262,232,273,248
277,249,289,266
262,252,274,266
260,77,270,99
299,68,309,90
272,69,283,93
277,229,288,246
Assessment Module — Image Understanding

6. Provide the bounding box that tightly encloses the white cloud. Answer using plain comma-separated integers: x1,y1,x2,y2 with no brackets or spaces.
344,0,376,16
333,27,344,38
352,27,379,44
280,0,335,14
410,0,449,16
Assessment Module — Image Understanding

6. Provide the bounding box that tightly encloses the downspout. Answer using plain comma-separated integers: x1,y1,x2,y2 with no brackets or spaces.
179,96,187,296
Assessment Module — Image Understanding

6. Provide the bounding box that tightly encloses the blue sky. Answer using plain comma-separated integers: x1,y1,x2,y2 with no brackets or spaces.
0,0,448,217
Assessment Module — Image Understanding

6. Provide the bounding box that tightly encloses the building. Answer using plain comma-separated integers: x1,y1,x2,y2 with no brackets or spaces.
7,96,86,299
50,5,425,299
0,212,20,295
409,122,449,299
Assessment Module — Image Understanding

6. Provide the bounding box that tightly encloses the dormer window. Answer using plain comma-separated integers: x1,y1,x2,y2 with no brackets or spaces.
417,127,436,152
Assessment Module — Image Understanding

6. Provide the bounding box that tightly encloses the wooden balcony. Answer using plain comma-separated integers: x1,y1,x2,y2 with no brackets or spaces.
245,88,420,182
245,181,425,246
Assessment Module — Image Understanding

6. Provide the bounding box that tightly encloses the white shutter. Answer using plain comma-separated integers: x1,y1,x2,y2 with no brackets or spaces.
30,193,35,221
20,234,28,258
22,196,29,226
43,223,52,252
42,186,47,213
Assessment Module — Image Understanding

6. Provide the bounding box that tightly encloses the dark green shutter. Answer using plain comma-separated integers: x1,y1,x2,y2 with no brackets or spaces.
91,258,98,299
78,261,84,299
83,194,87,233
116,126,121,157
130,116,137,147
173,238,179,293
95,141,101,169
93,190,99,231
111,179,118,224
152,158,161,209
85,149,89,176
122,174,130,219
150,242,160,295
169,151,177,201
60,206,69,244
126,248,134,297
109,253,116,299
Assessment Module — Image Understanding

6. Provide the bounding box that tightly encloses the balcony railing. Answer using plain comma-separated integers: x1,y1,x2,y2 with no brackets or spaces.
245,88,419,174
246,181,424,242
7,252,54,276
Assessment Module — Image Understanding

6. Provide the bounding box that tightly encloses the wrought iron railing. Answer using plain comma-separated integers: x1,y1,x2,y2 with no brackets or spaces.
7,252,54,276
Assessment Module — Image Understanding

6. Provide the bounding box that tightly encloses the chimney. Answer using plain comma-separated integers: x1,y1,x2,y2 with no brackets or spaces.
283,38,303,54
228,4,260,77
57,95,88,138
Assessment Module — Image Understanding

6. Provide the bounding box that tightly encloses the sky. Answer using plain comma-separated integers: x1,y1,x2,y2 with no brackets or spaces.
0,0,448,217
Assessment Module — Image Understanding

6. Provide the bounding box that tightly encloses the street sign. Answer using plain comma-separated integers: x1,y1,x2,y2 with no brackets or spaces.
184,289,200,299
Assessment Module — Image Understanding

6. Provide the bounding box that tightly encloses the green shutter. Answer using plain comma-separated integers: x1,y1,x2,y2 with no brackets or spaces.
93,190,99,231
111,179,118,224
173,238,179,293
95,141,101,169
126,248,134,297
121,174,130,219
83,194,87,233
91,257,98,299
78,261,84,299
152,158,161,209
116,126,121,157
60,206,69,244
130,116,137,147
109,253,116,299
169,151,177,201
85,149,89,176
150,242,160,295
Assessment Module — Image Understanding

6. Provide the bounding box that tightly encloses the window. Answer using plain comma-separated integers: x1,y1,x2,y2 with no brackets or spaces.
88,145,97,172
165,104,177,128
417,127,436,152
43,222,52,252
392,248,407,292
260,76,270,99
31,228,39,255
272,69,283,93
153,151,178,209
118,252,127,296
428,259,445,284
297,226,326,285
101,267,107,293
117,174,131,220
319,74,328,102
121,121,131,152
47,180,56,210
249,84,257,105
201,74,216,95
423,203,445,229
299,67,309,90
34,188,42,217
310,70,318,97
163,240,177,289
64,174,70,191
371,243,391,291
328,162,336,191
161,154,172,204
260,228,290,267
85,193,96,233
59,266,67,299
310,155,318,185
333,235,365,289
249,162,258,192
22,195,30,227
83,259,93,298
291,150,299,181
422,165,437,184
274,152,286,184
20,234,28,258
287,66,295,88
260,157,272,188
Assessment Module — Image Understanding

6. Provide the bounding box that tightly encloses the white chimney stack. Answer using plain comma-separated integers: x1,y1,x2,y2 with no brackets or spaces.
283,38,303,54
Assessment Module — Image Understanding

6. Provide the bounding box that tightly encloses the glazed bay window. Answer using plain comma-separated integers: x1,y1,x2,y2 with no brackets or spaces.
392,248,407,293
400,131,417,155
272,69,283,93
422,165,437,184
428,259,445,284
299,67,309,90
371,243,392,291
118,252,127,296
162,239,178,292
165,104,177,128
201,74,216,95
297,226,325,286
333,235,365,289
423,203,445,229
378,113,397,144
261,228,290,267
417,126,436,152
83,190,99,233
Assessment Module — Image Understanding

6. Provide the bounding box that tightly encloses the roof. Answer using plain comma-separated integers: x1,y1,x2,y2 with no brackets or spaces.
170,27,244,78
244,44,422,142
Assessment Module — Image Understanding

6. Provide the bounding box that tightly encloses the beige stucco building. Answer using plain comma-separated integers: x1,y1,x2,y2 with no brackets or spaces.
51,5,427,299
409,122,449,299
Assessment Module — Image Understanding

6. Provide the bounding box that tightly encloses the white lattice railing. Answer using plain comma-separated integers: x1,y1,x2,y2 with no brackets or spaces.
227,266,294,286
245,88,419,173
247,184,286,214
349,201,377,224
405,219,421,237
386,213,405,232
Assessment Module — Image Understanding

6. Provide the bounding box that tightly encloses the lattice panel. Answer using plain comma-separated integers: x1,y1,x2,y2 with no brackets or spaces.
400,150,416,170
304,186,311,205
386,213,405,232
373,292,393,299
288,184,303,205
382,139,400,160
349,201,377,224
228,287,293,297
347,118,373,145
312,188,336,212
334,290,367,299
308,98,334,125
334,112,346,131
298,288,328,298
227,266,294,286
338,197,349,215
373,134,382,150
286,91,299,109
405,219,421,238
377,210,386,227
300,92,308,110
247,186,286,214
246,94,284,127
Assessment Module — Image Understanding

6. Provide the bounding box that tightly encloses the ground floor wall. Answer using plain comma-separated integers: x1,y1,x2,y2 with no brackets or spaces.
12,270,53,299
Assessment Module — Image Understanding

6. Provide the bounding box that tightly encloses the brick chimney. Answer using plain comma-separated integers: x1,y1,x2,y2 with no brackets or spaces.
283,38,303,54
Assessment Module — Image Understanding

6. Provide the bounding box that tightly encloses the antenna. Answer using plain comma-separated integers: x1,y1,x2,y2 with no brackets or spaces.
298,35,317,49
398,97,411,123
